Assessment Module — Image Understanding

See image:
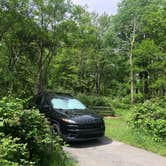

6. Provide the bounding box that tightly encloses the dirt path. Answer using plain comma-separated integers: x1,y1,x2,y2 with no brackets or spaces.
64,137,166,166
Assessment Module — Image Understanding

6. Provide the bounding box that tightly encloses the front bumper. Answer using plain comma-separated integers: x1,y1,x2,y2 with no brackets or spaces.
60,123,105,141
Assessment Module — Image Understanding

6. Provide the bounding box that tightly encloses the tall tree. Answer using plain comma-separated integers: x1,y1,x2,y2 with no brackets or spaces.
0,0,71,95
113,0,152,102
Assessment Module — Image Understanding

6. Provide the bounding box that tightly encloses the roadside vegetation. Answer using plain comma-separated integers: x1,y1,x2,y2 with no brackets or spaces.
105,98,166,156
0,97,74,165
76,95,166,156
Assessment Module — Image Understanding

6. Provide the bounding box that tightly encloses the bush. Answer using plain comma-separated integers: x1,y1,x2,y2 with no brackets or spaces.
130,97,166,142
110,98,131,109
134,93,145,103
121,95,131,104
0,134,32,166
76,94,115,116
77,94,111,107
0,97,71,165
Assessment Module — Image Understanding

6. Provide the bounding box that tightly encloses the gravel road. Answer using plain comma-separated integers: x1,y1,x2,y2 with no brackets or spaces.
64,137,166,166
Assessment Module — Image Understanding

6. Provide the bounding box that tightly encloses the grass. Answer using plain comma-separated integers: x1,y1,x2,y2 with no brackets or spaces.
105,108,166,156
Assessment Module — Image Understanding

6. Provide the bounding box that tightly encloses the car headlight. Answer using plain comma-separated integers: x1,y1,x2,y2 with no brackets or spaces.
62,118,77,124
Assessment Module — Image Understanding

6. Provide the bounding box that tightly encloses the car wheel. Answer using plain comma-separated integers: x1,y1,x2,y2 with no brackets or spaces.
51,123,61,136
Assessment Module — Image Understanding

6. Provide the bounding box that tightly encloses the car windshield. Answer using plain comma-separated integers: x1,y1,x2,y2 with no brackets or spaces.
51,98,87,110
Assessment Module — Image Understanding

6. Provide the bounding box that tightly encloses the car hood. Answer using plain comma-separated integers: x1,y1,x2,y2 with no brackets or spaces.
55,109,103,123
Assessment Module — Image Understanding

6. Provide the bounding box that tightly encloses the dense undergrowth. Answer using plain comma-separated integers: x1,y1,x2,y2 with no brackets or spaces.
105,96,166,156
0,97,73,166
130,97,166,142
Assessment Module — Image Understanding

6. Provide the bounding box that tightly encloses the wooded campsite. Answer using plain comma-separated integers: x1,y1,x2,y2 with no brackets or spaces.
0,0,165,165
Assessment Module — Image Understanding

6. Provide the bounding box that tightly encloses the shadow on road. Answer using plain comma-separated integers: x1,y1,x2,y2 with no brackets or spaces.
68,137,112,148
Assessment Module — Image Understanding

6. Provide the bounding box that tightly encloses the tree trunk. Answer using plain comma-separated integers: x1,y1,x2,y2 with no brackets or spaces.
95,64,100,96
96,74,100,96
129,17,136,104
130,50,134,103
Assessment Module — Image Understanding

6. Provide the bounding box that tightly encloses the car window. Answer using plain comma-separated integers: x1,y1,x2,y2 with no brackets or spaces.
51,98,86,110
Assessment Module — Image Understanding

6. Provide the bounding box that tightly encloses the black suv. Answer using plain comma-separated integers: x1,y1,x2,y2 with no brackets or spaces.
31,92,105,141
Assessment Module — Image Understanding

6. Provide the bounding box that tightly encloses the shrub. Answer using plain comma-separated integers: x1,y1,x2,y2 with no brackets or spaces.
134,93,145,103
121,95,131,104
0,97,71,165
0,134,32,166
110,98,131,109
76,94,115,116
130,97,166,142
77,93,111,107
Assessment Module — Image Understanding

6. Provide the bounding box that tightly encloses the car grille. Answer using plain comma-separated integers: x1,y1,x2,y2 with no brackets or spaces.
67,122,104,130
79,123,103,129
76,118,102,124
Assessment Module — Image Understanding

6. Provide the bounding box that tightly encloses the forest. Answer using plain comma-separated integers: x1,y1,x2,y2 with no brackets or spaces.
0,0,165,101
0,0,166,165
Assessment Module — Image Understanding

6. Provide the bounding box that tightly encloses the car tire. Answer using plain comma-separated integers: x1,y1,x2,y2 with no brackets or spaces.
51,123,61,136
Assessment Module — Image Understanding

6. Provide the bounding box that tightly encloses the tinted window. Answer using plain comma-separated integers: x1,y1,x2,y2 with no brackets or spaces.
51,98,86,110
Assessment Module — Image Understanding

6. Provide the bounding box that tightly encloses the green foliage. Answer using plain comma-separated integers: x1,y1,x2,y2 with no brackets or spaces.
76,94,115,116
105,108,166,156
0,135,32,166
134,93,145,103
130,98,166,142
134,39,166,98
0,0,165,101
0,97,71,165
120,93,145,105
113,0,166,101
0,0,166,159
77,93,111,107
110,98,131,110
